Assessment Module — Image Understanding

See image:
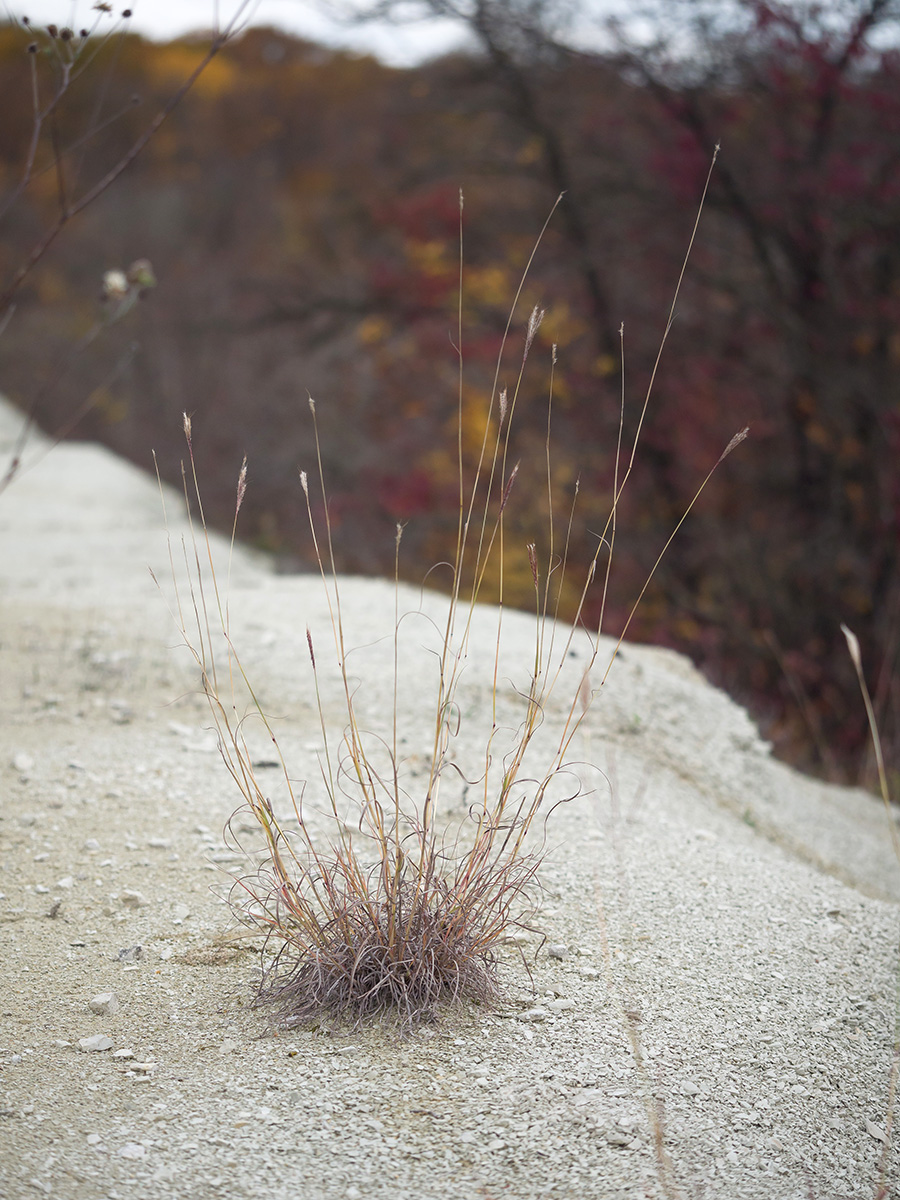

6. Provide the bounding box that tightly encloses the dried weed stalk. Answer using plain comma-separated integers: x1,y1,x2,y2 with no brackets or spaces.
157,159,745,1033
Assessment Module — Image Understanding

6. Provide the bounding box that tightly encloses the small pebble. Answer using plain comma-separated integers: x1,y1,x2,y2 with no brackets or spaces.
117,945,143,962
118,1143,146,1159
547,998,575,1013
86,1134,102,1145
520,1007,549,1022
89,992,119,1016
866,1119,888,1143
547,944,568,960
84,839,100,852
12,752,34,773
78,1035,113,1052
55,877,74,890
120,890,148,908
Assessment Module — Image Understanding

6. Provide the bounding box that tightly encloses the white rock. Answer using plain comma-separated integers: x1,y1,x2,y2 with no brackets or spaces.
112,1049,134,1059
78,1034,113,1052
548,998,575,1013
84,839,100,852
120,890,148,908
547,943,568,960
148,838,171,850
12,752,34,773
118,1143,146,1159
866,1118,888,1143
520,1007,549,1022
88,992,119,1016
55,877,74,890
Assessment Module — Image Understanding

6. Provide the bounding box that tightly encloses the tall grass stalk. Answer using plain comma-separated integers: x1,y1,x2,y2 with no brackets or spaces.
842,623,900,1198
156,163,744,1033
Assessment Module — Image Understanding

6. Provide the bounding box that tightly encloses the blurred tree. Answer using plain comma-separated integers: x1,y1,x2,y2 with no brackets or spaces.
3,6,900,786
0,6,250,490
328,0,900,780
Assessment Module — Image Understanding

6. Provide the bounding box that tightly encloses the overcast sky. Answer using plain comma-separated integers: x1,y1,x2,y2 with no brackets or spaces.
2,0,644,66
4,0,482,65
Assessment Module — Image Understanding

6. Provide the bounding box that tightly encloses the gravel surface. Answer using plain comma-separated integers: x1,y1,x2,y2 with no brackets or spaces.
1,399,899,1199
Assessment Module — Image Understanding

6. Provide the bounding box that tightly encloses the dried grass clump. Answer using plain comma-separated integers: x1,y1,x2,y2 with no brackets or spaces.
254,862,521,1028
157,169,744,1033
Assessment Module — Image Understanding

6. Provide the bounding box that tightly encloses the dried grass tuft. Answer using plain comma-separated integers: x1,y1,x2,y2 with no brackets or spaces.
157,163,743,1033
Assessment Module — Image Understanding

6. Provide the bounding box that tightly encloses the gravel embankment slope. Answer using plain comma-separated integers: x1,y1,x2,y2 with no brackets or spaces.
1,399,898,1200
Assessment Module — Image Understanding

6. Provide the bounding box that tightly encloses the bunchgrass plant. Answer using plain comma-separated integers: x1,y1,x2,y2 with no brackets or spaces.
156,160,746,1034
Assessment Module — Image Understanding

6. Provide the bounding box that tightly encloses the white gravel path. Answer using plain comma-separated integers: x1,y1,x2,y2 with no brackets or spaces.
1,398,898,1200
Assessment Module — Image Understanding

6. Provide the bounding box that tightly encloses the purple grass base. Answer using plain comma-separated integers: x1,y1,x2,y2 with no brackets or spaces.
251,887,510,1034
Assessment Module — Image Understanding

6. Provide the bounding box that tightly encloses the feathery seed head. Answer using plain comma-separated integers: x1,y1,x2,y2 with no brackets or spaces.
499,462,519,514
235,457,248,514
719,426,749,463
524,305,545,361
